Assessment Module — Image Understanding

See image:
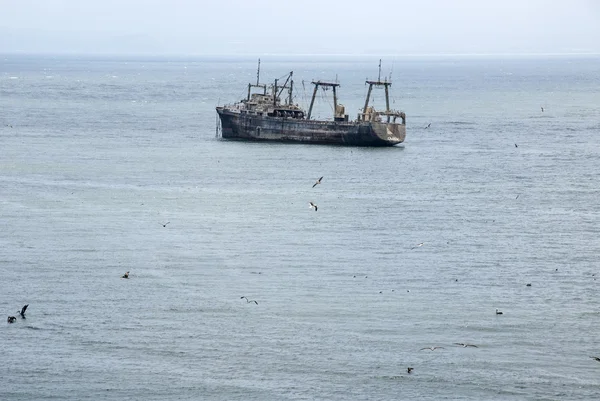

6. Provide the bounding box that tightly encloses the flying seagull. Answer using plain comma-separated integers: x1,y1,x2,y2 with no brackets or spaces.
161,222,170,227
515,143,518,148
454,343,478,348
541,106,544,112
309,202,318,212
407,367,414,374
425,123,431,129
121,271,129,279
411,242,424,250
7,316,16,323
420,346,444,351
18,304,28,318
240,296,258,305
496,309,503,315
590,356,600,362
312,176,323,188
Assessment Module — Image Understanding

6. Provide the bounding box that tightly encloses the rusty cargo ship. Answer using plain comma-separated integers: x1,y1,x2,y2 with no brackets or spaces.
215,61,406,147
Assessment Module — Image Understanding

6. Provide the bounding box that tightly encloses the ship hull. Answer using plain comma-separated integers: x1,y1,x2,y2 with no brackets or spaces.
216,108,405,147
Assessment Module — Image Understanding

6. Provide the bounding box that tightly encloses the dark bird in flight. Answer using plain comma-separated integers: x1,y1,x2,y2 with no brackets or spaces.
454,343,478,348
526,283,532,287
515,143,518,148
312,176,323,188
420,346,444,351
7,316,17,323
161,222,170,227
590,356,600,362
541,106,544,112
496,309,503,315
240,296,258,305
425,123,431,129
121,271,129,279
407,367,414,374
309,202,318,211
19,304,28,318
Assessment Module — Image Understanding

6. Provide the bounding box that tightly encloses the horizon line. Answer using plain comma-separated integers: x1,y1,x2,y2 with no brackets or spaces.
2,51,599,59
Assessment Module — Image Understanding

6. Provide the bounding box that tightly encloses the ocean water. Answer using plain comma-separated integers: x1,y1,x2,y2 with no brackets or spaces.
1,54,600,400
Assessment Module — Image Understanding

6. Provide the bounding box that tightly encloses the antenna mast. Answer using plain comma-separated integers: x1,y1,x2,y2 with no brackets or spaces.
378,59,381,82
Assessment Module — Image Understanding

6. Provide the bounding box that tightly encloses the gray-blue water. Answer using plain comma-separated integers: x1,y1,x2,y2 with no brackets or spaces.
1,54,600,400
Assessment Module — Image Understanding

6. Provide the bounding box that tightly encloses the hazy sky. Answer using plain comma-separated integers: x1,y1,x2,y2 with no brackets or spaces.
1,0,599,55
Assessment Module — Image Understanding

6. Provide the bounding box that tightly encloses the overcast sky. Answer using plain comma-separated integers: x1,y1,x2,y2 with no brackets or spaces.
1,0,599,55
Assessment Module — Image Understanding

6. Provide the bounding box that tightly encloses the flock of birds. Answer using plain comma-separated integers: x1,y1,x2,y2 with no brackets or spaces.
102,172,546,376
12,108,598,380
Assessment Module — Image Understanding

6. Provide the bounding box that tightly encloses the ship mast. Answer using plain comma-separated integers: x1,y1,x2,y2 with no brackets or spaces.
307,81,339,120
247,58,267,100
257,58,260,86
362,59,392,122
273,72,293,106
288,74,293,105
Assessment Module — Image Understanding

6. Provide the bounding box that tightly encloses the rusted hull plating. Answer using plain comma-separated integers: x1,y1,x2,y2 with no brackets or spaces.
216,108,405,147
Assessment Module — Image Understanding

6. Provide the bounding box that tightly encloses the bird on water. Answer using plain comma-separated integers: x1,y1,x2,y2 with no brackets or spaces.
407,367,414,374
309,202,318,211
121,271,129,279
312,176,323,188
18,304,28,318
240,296,258,305
7,316,16,323
496,309,503,315
454,343,478,348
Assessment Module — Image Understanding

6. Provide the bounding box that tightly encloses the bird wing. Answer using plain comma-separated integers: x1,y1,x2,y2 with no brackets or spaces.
21,304,29,314
312,182,318,188
314,205,317,211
